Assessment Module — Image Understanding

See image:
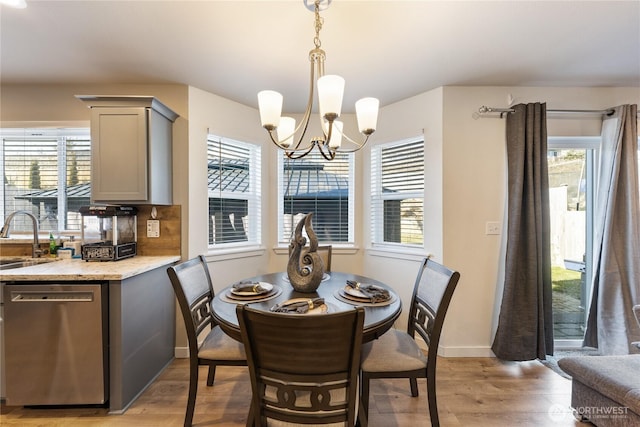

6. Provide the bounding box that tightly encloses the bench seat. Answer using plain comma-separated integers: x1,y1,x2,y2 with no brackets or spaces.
558,355,640,426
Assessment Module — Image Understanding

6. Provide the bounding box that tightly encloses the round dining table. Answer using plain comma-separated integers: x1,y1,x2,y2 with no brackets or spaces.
211,271,402,343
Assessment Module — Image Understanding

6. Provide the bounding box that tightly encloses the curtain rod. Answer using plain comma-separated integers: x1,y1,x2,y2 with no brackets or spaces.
477,105,616,118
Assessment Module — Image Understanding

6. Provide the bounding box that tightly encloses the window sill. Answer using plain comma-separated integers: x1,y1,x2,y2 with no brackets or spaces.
272,245,360,256
366,245,432,262
205,245,266,262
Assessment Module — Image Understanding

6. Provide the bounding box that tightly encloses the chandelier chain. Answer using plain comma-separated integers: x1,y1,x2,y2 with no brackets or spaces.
313,0,323,49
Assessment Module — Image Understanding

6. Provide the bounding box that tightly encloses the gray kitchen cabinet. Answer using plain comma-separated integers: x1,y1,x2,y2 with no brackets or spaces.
77,96,178,205
0,256,179,413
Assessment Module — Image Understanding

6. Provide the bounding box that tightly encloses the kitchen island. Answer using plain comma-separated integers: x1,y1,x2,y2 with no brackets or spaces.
1,255,180,414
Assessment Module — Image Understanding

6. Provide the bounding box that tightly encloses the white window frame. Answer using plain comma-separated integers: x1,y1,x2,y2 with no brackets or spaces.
207,134,261,249
370,136,425,249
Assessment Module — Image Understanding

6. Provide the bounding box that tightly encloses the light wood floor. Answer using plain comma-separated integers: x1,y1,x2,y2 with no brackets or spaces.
1,357,591,426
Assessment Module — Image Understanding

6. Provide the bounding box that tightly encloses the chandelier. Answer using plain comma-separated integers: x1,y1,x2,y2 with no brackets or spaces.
257,0,379,160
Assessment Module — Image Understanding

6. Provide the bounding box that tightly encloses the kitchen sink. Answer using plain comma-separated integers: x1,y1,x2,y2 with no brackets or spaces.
0,257,58,270
0,258,25,265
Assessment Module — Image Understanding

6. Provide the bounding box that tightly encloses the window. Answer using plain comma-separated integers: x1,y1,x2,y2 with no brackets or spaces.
370,137,424,247
207,135,261,247
278,151,354,245
1,128,91,233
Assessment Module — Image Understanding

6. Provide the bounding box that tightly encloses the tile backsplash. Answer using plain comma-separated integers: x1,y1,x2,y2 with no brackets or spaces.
135,205,181,256
0,205,182,258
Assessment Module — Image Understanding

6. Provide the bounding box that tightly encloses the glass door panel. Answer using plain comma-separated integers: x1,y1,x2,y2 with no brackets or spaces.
548,145,593,342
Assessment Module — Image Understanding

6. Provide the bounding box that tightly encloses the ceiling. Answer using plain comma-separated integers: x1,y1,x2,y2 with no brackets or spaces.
1,0,639,113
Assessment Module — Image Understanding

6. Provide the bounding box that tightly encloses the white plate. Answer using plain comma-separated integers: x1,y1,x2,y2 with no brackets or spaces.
231,281,274,296
343,285,391,302
344,285,370,299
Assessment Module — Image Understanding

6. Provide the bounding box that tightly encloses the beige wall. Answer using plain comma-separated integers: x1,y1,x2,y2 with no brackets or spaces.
440,86,639,356
0,83,189,124
2,83,639,357
361,87,445,344
361,85,639,357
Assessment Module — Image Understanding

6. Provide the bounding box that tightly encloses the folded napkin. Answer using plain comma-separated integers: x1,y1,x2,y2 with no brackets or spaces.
271,298,325,314
346,280,390,303
233,281,267,294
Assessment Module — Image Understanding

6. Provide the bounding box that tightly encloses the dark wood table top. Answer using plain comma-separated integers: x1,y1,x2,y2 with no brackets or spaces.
212,271,402,343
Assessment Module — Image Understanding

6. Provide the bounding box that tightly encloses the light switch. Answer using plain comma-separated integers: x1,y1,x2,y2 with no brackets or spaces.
147,219,160,238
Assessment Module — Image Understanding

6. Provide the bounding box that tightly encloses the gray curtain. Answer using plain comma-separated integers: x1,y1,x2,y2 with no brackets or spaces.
584,104,640,355
492,102,554,361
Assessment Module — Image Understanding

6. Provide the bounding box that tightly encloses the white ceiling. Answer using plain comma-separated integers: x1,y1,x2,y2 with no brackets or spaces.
1,0,639,113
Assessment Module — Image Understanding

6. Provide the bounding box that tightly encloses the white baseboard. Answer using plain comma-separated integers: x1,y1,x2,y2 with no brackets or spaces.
175,347,189,359
437,345,495,358
412,337,495,358
174,345,494,359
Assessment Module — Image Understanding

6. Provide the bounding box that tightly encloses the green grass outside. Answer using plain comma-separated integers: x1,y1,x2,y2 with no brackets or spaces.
552,266,582,299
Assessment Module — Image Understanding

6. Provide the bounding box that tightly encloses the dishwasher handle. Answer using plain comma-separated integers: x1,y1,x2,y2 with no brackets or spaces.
10,291,94,302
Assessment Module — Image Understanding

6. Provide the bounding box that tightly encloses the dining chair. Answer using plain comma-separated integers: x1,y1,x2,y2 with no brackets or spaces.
167,255,247,427
289,244,332,272
359,257,460,427
236,304,367,427
316,245,333,272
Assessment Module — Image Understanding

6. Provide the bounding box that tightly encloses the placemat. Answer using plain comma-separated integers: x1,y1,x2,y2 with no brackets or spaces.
220,285,282,304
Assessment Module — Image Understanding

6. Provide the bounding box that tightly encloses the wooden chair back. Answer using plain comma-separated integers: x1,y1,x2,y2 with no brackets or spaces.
408,257,461,366
317,245,332,272
237,304,365,426
167,255,217,357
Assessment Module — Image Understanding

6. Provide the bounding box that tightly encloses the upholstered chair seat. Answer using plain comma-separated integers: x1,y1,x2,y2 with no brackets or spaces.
198,326,245,360
361,330,427,373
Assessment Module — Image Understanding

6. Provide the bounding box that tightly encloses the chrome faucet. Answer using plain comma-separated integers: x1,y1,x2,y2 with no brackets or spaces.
0,210,44,258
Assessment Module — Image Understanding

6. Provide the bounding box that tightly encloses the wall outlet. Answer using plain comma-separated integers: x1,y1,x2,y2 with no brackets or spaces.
485,221,500,235
147,219,160,238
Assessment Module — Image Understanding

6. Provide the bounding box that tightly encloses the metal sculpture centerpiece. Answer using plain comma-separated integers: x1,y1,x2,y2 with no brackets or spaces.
287,213,325,292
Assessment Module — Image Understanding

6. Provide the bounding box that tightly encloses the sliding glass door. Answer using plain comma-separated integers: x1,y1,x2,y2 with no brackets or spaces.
548,137,598,346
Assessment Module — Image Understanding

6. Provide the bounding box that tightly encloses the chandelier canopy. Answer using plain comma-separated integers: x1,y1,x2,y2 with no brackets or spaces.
257,0,379,160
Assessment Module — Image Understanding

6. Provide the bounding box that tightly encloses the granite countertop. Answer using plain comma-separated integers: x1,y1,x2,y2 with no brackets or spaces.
0,255,181,281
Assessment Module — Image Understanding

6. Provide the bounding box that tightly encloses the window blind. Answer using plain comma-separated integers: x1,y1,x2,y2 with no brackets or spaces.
207,135,261,246
371,138,424,246
1,128,90,232
278,151,354,245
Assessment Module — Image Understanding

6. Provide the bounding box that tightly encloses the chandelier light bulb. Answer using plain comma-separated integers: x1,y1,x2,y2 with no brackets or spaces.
277,117,296,148
258,90,283,129
317,75,345,120
355,97,380,135
328,121,343,149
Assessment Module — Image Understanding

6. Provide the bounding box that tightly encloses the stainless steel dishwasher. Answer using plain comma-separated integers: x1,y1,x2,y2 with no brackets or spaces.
3,282,108,406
